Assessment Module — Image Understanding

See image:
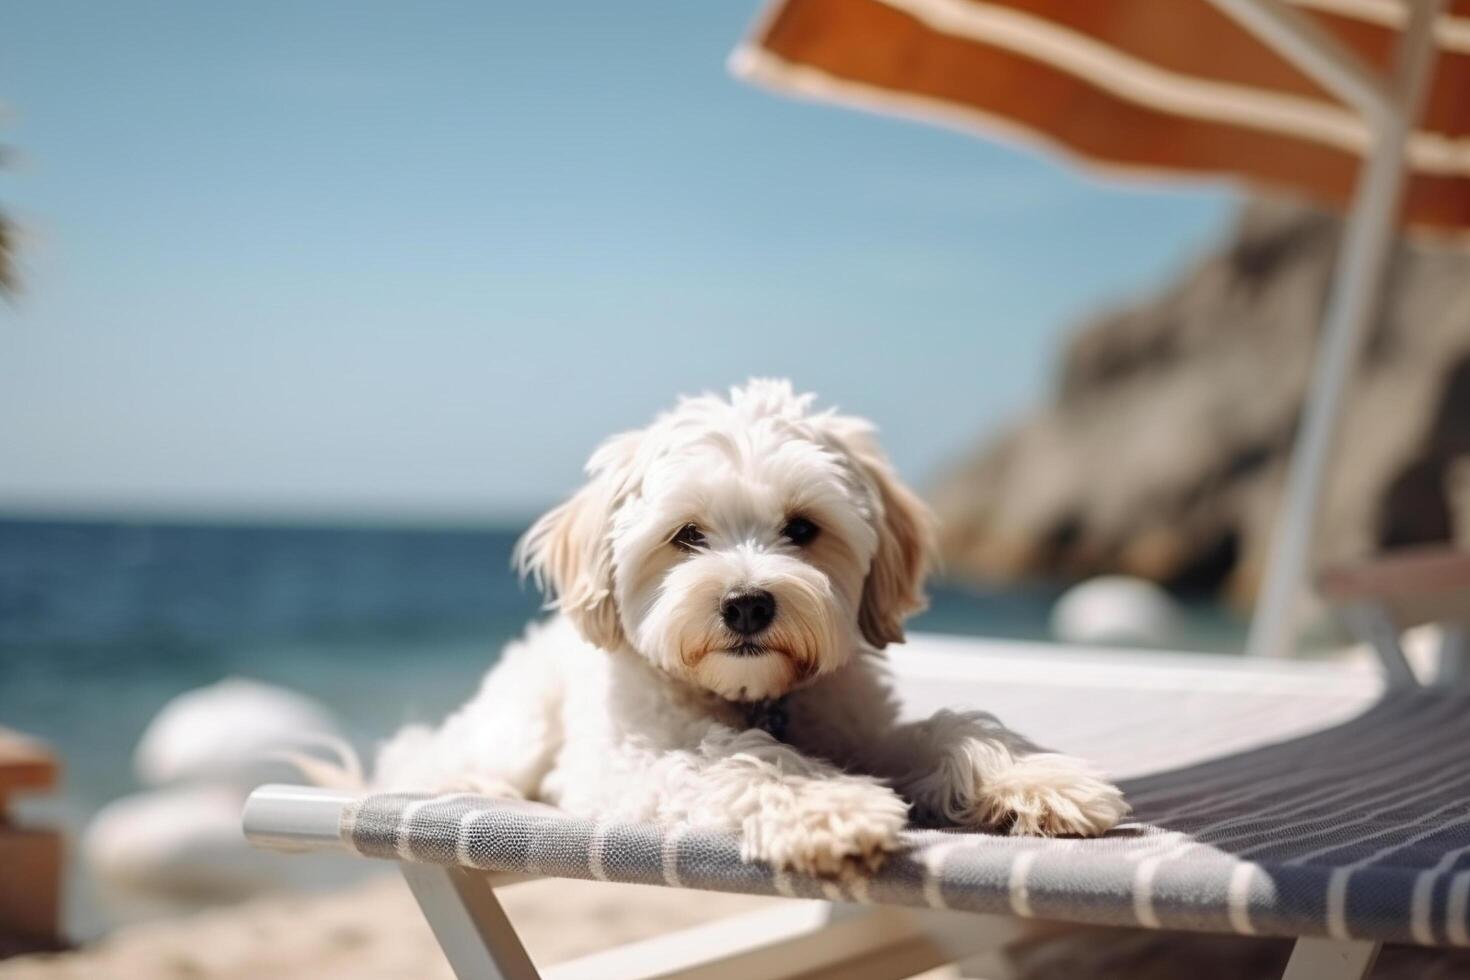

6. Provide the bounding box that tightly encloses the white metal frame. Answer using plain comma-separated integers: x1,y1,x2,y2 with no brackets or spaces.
1282,936,1382,980
241,785,1053,980
1334,601,1470,688
243,784,1388,980
1336,599,1422,686
1206,0,1447,661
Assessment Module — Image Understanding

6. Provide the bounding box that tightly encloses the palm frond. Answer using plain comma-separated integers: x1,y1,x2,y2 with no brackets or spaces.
0,213,13,294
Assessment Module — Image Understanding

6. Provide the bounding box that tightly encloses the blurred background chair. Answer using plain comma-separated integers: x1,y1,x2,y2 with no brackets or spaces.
1321,546,1470,687
0,729,62,956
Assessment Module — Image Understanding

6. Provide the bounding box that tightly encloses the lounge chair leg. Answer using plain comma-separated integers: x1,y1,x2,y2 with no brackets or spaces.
1339,601,1418,688
1280,937,1381,980
401,863,541,980
542,901,1049,980
1436,624,1468,688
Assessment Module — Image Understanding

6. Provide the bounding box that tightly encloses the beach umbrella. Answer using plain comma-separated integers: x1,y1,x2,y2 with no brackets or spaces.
732,0,1470,657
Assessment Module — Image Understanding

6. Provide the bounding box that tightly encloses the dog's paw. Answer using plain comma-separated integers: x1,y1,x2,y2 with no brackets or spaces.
971,753,1128,837
744,778,908,877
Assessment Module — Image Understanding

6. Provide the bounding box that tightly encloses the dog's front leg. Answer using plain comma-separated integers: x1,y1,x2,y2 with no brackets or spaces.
593,727,910,877
784,664,1126,838
883,711,1128,837
688,728,909,876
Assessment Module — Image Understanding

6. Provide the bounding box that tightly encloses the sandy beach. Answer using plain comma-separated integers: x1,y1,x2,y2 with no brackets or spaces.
6,872,1470,980
0,875,775,980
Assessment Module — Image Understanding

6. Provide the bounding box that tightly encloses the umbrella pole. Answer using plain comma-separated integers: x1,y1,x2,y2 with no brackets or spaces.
1240,0,1443,658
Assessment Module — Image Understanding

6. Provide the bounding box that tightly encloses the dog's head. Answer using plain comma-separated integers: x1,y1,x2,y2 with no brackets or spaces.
515,379,935,701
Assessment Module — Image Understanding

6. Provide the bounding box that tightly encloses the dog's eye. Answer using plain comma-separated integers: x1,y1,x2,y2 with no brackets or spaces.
781,517,819,546
671,523,706,551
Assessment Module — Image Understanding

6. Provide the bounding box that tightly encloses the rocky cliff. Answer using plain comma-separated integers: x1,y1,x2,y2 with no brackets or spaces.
932,201,1470,604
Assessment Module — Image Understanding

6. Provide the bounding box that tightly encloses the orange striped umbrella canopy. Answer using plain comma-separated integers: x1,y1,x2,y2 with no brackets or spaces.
733,0,1469,659
732,0,1470,235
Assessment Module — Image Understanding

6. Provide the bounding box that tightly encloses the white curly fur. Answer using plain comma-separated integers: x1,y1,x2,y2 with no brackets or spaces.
374,380,1128,874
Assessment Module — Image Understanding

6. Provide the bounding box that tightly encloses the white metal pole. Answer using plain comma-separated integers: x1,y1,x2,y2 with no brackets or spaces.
1243,0,1443,658
1207,0,1391,118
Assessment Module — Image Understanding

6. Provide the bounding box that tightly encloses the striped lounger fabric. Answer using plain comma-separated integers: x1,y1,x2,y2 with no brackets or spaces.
246,637,1470,980
244,638,1470,977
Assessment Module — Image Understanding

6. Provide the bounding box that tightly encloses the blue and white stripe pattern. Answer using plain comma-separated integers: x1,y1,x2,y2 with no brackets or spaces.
341,690,1470,947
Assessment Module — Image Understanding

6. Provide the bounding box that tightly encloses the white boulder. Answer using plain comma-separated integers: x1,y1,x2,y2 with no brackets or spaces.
1051,575,1184,648
133,677,340,787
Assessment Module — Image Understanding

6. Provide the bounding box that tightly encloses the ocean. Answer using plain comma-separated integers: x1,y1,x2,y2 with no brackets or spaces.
0,516,1243,935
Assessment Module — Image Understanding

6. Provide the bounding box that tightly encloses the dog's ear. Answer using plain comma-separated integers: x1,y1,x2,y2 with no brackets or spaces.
819,415,936,648
515,430,642,651
857,452,935,648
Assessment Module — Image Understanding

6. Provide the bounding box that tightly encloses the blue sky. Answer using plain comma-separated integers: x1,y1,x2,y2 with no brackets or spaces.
0,2,1236,523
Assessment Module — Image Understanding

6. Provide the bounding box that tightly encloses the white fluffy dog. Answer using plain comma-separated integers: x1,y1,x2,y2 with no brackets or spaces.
376,380,1127,875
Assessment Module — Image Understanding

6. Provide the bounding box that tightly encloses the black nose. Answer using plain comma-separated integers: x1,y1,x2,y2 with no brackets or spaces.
721,590,776,636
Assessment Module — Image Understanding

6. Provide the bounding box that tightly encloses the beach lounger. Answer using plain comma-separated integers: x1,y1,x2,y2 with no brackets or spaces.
244,633,1470,980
